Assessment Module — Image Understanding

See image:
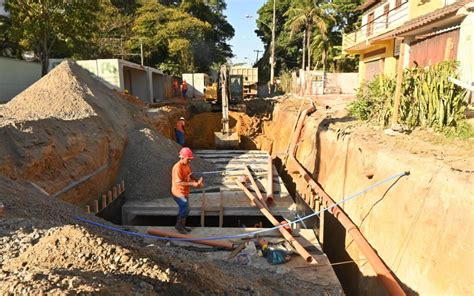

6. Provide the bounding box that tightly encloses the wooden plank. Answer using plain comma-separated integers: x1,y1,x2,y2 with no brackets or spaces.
201,190,206,227
319,200,325,247
244,165,268,209
93,200,99,213
219,191,224,228
102,195,107,209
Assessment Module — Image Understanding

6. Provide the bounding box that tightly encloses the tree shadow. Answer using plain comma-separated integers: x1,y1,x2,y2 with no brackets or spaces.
324,213,419,296
313,116,355,182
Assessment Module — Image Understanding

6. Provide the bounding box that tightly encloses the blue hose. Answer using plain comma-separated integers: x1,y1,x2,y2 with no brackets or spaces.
75,171,408,242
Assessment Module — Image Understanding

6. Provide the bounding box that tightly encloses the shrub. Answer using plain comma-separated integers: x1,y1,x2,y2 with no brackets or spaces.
350,61,469,133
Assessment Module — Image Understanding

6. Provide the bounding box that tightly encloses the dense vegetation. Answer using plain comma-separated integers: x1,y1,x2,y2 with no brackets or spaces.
255,0,361,82
349,62,472,137
1,0,234,76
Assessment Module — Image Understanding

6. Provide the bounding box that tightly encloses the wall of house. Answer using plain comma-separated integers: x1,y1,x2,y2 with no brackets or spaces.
458,13,474,87
0,57,41,103
358,40,397,82
408,0,445,19
361,0,409,38
409,28,460,67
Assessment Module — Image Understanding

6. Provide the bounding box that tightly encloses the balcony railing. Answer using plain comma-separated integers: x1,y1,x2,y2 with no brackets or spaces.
342,1,409,51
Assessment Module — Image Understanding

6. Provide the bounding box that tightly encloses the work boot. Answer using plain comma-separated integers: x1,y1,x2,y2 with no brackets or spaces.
175,217,187,234
182,217,192,233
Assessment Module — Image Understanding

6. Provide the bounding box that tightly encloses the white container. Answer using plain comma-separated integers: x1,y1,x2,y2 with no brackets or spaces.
182,73,209,98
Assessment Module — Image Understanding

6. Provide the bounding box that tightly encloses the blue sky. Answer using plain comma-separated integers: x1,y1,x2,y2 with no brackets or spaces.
225,0,266,65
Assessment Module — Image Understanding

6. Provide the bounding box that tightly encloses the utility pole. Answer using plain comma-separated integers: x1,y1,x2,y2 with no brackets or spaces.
140,39,144,66
254,49,263,64
270,0,276,93
392,38,406,128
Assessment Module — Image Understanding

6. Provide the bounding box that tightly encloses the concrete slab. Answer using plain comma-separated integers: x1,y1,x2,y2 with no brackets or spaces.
133,226,342,289
193,150,289,197
122,191,297,224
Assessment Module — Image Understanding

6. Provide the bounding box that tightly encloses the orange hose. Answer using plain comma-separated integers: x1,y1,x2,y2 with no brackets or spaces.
147,228,235,250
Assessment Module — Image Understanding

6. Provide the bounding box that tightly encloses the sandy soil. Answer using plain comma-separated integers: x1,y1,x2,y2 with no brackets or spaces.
0,63,341,295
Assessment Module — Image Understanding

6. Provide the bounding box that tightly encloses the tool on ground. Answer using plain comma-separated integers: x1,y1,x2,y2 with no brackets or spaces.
235,179,316,263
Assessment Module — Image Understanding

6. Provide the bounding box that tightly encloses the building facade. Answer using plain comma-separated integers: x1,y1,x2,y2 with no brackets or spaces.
342,0,472,86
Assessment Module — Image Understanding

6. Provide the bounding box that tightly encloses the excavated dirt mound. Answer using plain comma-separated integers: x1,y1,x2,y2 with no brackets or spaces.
0,176,338,295
116,126,213,201
0,62,134,203
0,66,97,125
0,61,212,205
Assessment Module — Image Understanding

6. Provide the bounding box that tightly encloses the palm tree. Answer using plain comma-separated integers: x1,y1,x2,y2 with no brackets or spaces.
285,0,331,71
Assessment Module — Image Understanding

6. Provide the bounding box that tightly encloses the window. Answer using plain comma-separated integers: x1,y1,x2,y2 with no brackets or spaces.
384,4,390,28
367,12,375,37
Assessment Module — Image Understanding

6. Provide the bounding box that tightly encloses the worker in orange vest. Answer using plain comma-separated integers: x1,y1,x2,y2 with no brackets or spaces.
181,80,188,98
171,147,204,233
175,117,185,146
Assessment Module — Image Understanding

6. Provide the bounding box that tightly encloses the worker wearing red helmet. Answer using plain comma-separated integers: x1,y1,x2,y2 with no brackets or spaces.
171,147,204,234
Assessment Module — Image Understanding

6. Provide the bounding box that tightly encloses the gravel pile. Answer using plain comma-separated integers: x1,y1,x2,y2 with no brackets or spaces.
0,62,98,127
117,127,214,201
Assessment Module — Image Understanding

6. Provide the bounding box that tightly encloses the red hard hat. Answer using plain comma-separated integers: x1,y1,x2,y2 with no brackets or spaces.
179,147,194,159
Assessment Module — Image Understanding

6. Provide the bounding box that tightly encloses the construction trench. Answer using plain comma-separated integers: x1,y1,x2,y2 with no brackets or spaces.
0,62,473,295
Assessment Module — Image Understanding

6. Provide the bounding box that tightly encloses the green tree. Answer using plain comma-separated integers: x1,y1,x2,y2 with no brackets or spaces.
132,1,213,75
256,0,362,79
5,0,101,76
285,0,333,71
255,0,300,83
0,14,21,58
178,0,234,70
88,0,134,59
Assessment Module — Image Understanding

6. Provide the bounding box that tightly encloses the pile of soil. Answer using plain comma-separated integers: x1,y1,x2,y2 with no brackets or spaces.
0,65,97,125
0,177,338,295
116,126,213,201
0,62,135,204
0,61,211,205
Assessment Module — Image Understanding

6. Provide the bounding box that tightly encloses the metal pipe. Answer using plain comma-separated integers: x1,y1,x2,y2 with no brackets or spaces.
243,165,268,208
235,180,315,263
267,157,274,204
147,228,235,250
287,105,406,295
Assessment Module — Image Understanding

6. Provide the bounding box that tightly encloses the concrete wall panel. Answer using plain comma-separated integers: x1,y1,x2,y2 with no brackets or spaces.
0,57,41,103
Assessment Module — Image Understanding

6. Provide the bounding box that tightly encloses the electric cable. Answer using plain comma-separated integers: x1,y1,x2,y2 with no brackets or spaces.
75,171,409,242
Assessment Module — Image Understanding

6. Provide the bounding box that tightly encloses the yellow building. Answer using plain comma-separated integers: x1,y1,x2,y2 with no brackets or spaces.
342,0,411,82
342,0,471,84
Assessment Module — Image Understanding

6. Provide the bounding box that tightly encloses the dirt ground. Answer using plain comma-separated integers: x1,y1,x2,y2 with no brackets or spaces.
0,63,341,295
0,176,340,295
1,59,472,294
186,111,263,149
